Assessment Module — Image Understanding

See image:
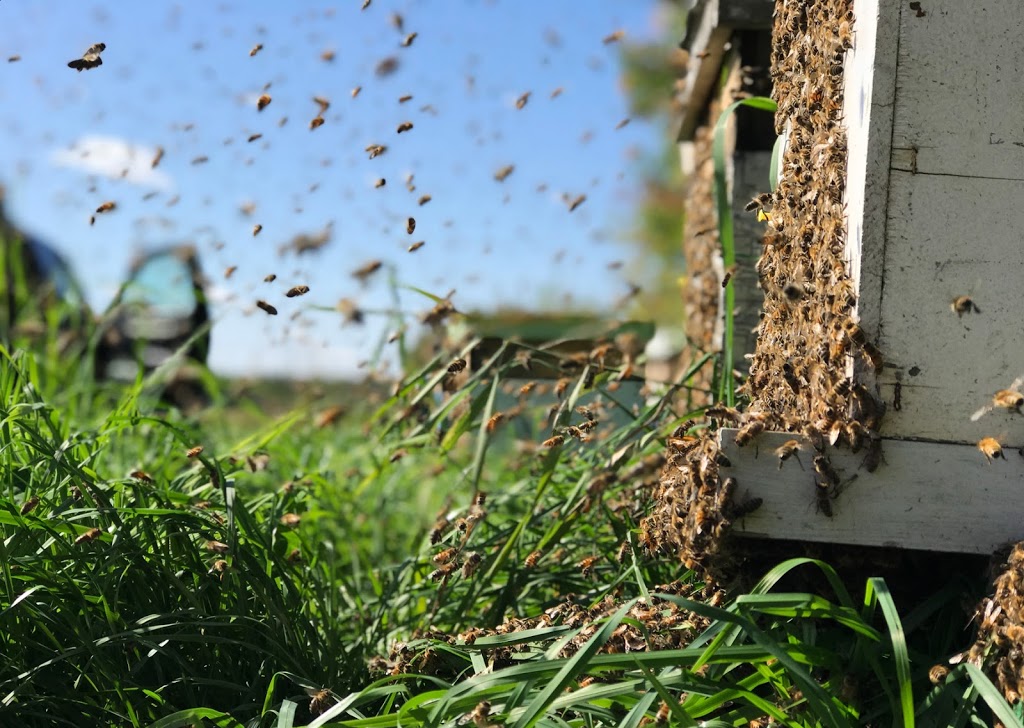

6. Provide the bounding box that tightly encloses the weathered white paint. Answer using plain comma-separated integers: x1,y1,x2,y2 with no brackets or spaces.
891,0,1024,182
843,0,900,343
876,171,1024,446
719,428,1024,554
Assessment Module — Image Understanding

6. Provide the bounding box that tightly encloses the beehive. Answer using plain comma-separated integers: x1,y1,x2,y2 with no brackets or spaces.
659,0,1024,562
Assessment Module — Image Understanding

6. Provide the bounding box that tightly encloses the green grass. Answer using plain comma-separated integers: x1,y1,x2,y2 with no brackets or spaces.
0,264,1018,727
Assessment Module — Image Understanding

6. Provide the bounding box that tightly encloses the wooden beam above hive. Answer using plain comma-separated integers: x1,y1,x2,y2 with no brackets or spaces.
718,428,1024,555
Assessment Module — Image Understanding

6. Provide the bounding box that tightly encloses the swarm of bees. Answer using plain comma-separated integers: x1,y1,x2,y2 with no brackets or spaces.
966,543,1024,703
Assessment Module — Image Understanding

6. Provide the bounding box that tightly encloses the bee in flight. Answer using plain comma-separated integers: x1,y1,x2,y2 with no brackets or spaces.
68,43,105,71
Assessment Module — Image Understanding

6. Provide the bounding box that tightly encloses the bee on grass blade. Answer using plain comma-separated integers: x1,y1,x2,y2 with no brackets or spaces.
68,42,105,71
256,300,278,315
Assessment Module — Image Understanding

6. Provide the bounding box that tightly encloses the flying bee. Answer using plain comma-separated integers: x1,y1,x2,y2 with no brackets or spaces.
20,495,40,515
494,164,515,182
307,688,333,716
351,259,383,282
928,665,949,685
351,85,362,97
842,319,883,370
400,32,418,47
486,412,504,433
186,445,204,458
75,527,103,545
615,118,630,130
734,417,766,447
447,358,467,373
706,405,742,422
247,133,262,142
407,241,425,252
257,93,272,111
744,192,772,214
655,700,671,726
418,194,432,206
577,555,598,577
775,439,803,469
515,91,531,109
309,116,325,130
813,454,841,489
396,121,414,133
263,273,276,282
68,42,105,71
205,540,230,554
469,701,492,728
524,550,542,568
151,146,164,168
978,437,1004,463
567,194,587,212
286,285,310,298
541,435,565,449
280,513,301,528
256,300,278,315
972,378,1024,421
131,470,153,482
721,264,737,288
252,224,262,236
95,201,116,214
365,143,387,159
398,94,413,103
462,552,482,578
249,43,263,57
406,217,416,234
951,295,980,317
603,29,626,44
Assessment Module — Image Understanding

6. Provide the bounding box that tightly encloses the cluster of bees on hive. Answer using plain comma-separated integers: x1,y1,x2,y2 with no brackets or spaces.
642,0,884,580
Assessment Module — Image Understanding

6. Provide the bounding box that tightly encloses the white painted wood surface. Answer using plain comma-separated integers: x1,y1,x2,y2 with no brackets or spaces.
719,428,1024,554
844,0,1024,444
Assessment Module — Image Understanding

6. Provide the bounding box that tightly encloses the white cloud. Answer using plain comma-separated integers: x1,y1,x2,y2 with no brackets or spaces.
50,135,174,190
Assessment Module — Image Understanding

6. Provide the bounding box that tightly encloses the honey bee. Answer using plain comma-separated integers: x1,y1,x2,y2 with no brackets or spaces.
706,405,742,422
309,116,325,130
286,285,310,298
389,449,407,463
186,445,204,458
815,481,833,518
396,121,414,133
813,454,841,488
972,378,1024,421
734,417,766,447
655,700,671,725
429,562,457,582
375,56,400,77
775,439,802,469
486,412,504,433
351,260,383,282
928,665,949,685
20,496,40,516
951,295,980,317
252,224,263,236
616,541,630,563
433,547,458,564
782,281,807,302
68,42,105,71
206,540,230,554
351,86,362,98
418,194,432,206
515,91,531,109
307,688,333,716
257,93,272,111
567,194,587,212
862,434,883,472
398,94,413,103
131,470,153,482
447,358,467,373
406,217,416,234
721,264,736,288
978,437,1004,463
365,144,387,159
577,555,598,577
249,43,263,57
8,55,20,63
524,550,544,569
74,527,102,545
842,319,883,370
95,201,116,214
469,701,492,728
400,32,418,47
280,513,301,528
256,300,278,316
602,29,626,44
263,273,276,282
615,118,630,130
361,0,371,8
407,241,425,252
541,435,565,449
491,164,515,183
247,133,262,143
462,552,482,578
191,155,209,165
909,1,926,17
151,146,164,168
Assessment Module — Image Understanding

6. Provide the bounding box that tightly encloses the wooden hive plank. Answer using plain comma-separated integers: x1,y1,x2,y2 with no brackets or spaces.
718,428,1024,555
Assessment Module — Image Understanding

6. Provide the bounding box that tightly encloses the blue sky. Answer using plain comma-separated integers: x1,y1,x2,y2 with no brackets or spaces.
0,0,674,378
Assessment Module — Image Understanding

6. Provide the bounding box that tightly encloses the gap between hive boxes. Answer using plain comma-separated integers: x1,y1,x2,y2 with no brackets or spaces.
717,428,1024,555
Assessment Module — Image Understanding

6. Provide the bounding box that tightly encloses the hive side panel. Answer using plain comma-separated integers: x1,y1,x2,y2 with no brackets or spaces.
719,429,1024,554
891,0,1024,181
877,172,1024,445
